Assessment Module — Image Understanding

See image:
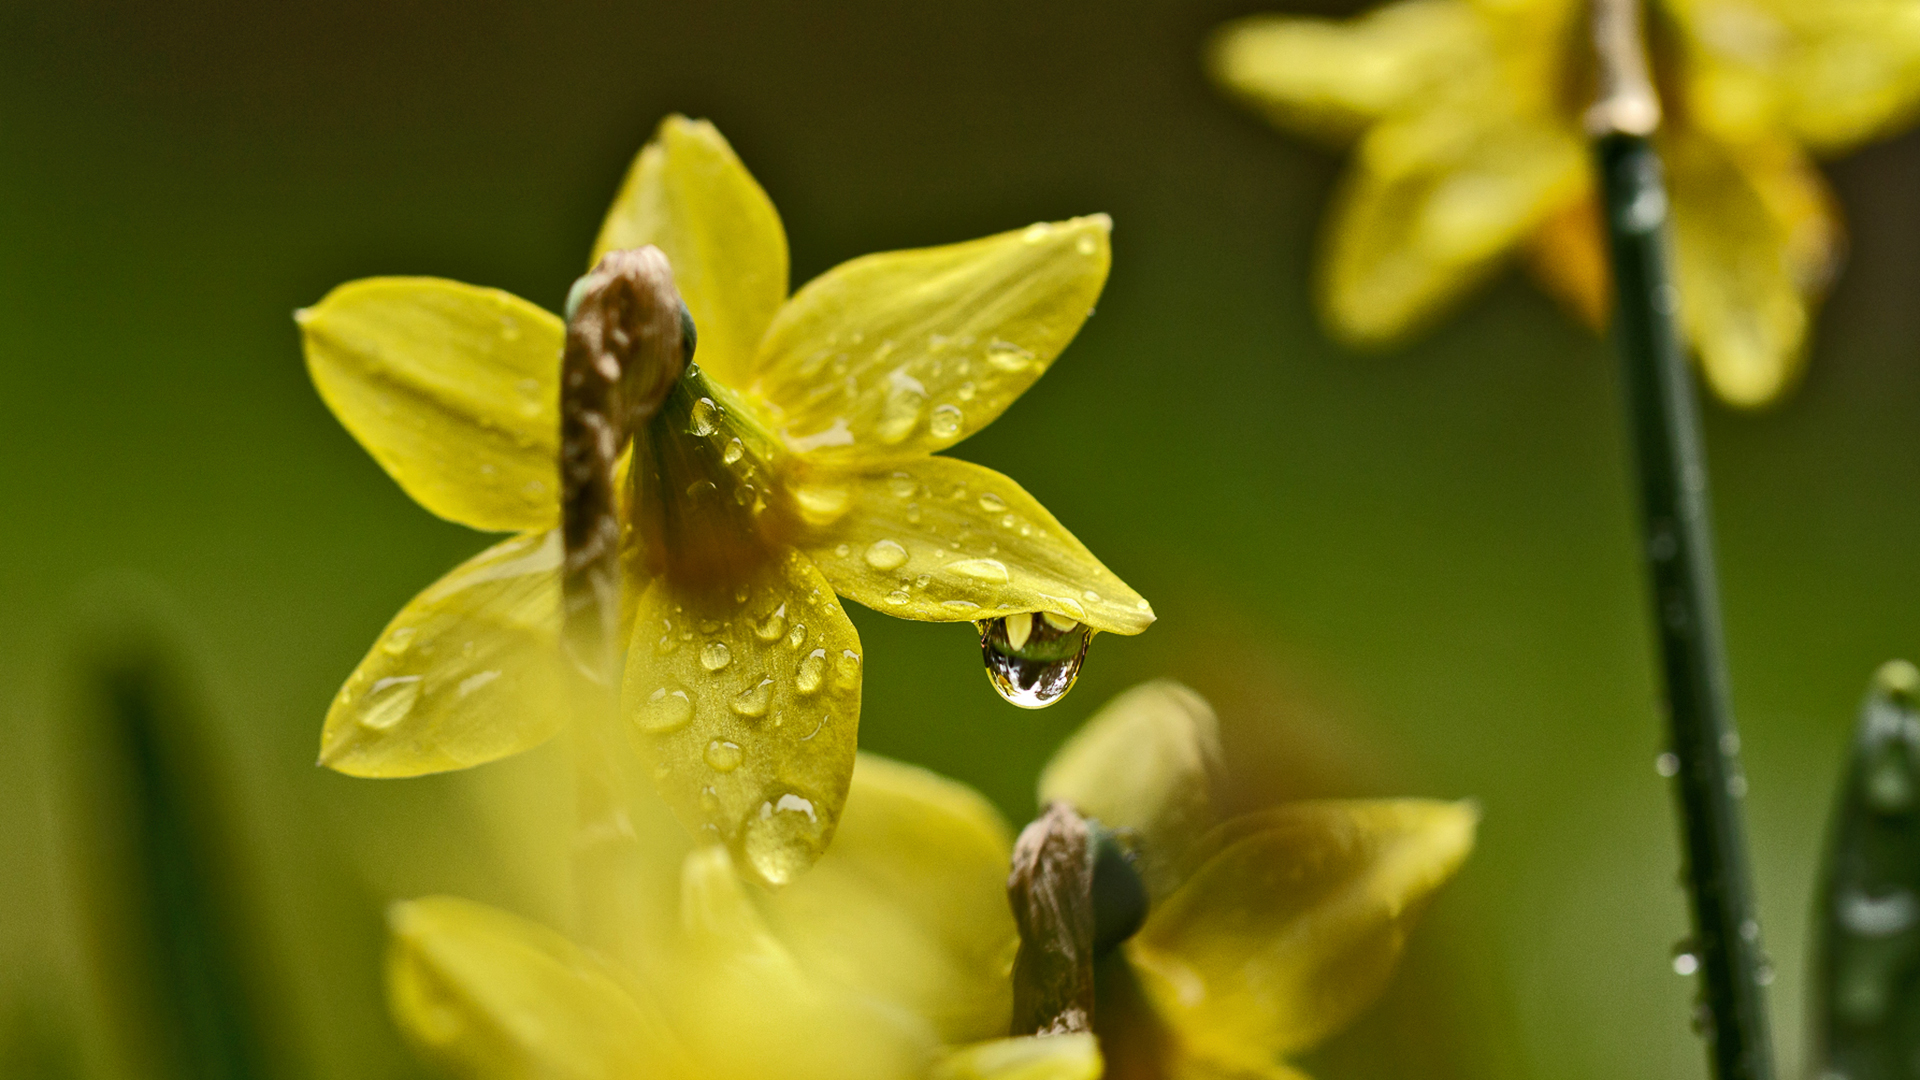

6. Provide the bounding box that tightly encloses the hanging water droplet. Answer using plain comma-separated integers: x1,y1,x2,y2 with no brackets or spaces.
732,678,774,718
865,539,908,570
886,589,911,605
704,739,743,772
688,397,722,437
929,404,963,439
638,686,694,733
796,649,827,695
977,615,1091,709
1671,938,1699,976
742,792,826,886
700,642,732,672
1656,751,1680,777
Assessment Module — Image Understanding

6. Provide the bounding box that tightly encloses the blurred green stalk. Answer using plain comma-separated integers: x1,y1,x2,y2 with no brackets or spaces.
1590,2,1774,1079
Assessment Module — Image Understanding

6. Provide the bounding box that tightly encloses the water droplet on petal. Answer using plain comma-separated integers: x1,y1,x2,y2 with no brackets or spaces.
754,605,787,642
359,675,422,731
638,686,694,733
978,492,1007,513
957,381,976,402
986,340,1034,372
865,539,908,570
382,627,416,656
887,473,917,498
929,404,963,439
947,558,1010,583
742,792,827,886
877,371,926,443
722,438,745,465
834,650,862,689
1076,234,1098,255
886,589,911,605
786,623,808,649
732,678,774,718
704,739,743,772
977,615,1091,709
700,642,732,672
793,484,853,526
688,397,722,437
796,649,827,695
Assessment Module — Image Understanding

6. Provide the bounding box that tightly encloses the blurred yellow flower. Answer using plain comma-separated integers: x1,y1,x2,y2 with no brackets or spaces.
383,682,1476,1080
296,116,1152,884
1210,0,1920,407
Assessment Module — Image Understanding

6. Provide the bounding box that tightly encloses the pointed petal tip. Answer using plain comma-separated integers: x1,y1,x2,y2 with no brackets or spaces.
293,305,314,327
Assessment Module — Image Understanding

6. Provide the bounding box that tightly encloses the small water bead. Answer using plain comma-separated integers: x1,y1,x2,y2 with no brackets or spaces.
1000,514,1016,529
948,558,1010,583
865,539,908,570
1076,234,1098,256
834,650,862,689
977,615,1091,709
979,493,1007,513
700,642,732,672
638,687,694,733
786,623,808,649
986,341,1034,373
929,404,963,439
381,627,416,656
698,619,722,634
704,739,743,772
793,484,852,525
732,678,775,718
755,606,788,642
886,590,911,605
888,473,918,498
359,675,423,731
877,373,927,443
835,543,852,558
722,438,745,465
688,398,722,437
1023,223,1053,243
957,381,976,402
796,649,828,695
906,504,922,524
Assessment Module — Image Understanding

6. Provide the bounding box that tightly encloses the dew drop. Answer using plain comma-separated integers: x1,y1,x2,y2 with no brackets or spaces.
978,492,1007,513
722,438,745,465
865,539,909,570
382,626,417,656
732,678,774,718
877,372,927,443
754,606,788,642
796,649,827,695
957,381,976,402
786,623,808,649
700,642,732,672
688,398,722,437
986,340,1034,373
887,473,917,498
359,675,422,731
947,558,1010,583
704,739,743,772
834,650,862,689
977,616,1091,709
834,543,852,558
886,589,911,605
1656,751,1680,777
929,404,963,439
792,484,852,526
638,686,694,733
742,792,827,886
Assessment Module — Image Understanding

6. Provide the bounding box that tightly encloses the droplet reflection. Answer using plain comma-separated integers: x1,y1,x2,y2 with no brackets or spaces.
977,614,1091,708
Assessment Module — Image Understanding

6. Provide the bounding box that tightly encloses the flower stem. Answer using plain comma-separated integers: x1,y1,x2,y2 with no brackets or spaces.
1588,3,1775,1079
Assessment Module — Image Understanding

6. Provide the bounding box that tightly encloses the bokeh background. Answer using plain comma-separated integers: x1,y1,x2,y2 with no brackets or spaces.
6,1,1920,1078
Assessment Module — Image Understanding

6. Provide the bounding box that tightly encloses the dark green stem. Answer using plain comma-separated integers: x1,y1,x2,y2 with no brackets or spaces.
1597,131,1775,1080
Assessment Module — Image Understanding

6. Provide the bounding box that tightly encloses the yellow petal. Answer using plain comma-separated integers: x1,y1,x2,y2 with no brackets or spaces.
1037,681,1222,900
592,116,788,389
1207,3,1486,142
1128,800,1477,1066
298,277,562,532
932,1034,1103,1080
320,531,566,777
1665,130,1840,408
1521,194,1611,331
623,548,861,887
1325,111,1586,343
1668,0,1920,153
675,845,931,1080
789,456,1153,635
748,216,1110,465
763,753,1017,1043
386,896,686,1080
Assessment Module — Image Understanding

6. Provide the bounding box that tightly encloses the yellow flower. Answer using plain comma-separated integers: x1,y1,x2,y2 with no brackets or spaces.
296,115,1153,884
382,682,1477,1080
1209,0,1920,407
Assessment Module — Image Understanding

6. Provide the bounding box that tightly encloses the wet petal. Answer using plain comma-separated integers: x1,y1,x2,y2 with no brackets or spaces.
1665,130,1840,408
298,277,562,532
623,548,861,887
1208,2,1487,142
1128,800,1477,1066
749,216,1110,465
386,896,685,1080
932,1034,1103,1080
764,753,1017,1043
320,531,567,777
1038,681,1223,900
592,115,788,389
789,456,1152,635
1325,110,1586,343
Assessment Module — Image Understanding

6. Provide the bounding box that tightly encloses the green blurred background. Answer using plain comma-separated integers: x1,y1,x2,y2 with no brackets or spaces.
5,1,1919,1077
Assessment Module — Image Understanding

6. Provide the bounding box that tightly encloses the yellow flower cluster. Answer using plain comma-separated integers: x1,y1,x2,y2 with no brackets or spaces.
299,117,1152,883
386,683,1476,1080
1211,0,1920,407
